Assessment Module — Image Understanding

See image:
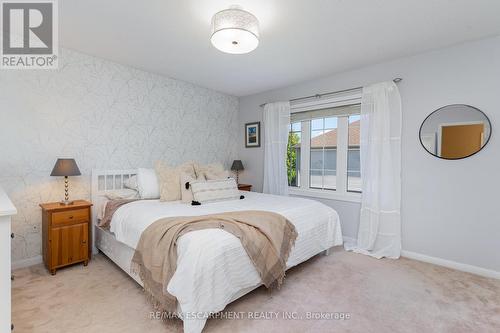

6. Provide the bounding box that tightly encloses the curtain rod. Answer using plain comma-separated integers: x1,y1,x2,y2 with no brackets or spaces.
259,78,402,108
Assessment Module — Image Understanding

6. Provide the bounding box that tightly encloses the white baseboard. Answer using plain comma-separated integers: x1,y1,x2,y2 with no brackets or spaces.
12,255,43,270
342,236,356,246
401,250,500,280
343,236,499,280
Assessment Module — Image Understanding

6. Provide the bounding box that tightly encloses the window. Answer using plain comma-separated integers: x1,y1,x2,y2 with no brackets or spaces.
287,122,301,187
310,117,337,190
347,115,361,192
287,101,362,201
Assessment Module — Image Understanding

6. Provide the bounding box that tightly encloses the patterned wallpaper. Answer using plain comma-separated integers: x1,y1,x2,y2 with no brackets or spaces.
0,49,239,263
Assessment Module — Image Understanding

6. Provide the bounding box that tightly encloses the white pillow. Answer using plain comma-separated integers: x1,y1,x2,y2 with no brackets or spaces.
190,178,240,204
137,168,160,199
104,189,139,200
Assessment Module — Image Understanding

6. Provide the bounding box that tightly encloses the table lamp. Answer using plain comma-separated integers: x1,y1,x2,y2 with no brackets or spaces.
50,159,81,205
231,160,244,184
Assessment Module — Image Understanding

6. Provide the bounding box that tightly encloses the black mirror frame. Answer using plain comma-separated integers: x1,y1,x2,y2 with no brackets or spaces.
419,104,492,160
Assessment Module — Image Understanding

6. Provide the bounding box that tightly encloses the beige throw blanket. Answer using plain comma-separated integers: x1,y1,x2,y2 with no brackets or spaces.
131,210,298,314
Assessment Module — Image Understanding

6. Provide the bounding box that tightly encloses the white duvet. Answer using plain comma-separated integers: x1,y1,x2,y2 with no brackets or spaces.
109,191,343,333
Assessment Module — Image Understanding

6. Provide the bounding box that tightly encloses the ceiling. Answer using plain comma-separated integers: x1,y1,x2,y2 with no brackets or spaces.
60,0,500,97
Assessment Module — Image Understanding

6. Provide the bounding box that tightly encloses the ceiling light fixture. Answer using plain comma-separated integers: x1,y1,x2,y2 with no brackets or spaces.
210,6,259,54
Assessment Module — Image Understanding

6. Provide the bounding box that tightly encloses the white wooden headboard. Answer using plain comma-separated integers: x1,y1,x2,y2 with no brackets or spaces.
91,168,137,223
91,169,137,253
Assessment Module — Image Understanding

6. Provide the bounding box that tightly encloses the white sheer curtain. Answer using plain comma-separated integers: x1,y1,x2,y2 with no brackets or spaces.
263,101,291,195
346,81,402,259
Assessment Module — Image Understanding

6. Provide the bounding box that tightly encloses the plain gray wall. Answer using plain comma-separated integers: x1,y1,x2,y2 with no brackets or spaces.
238,36,500,272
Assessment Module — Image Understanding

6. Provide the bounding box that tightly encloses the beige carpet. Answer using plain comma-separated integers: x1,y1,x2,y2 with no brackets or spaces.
12,248,500,333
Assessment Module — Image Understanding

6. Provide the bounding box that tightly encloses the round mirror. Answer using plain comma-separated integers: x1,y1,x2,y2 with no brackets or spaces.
419,104,491,160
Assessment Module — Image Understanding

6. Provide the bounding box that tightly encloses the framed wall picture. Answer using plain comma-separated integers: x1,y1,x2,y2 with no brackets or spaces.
245,122,261,148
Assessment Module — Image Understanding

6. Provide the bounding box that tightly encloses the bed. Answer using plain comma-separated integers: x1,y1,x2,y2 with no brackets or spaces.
91,169,343,333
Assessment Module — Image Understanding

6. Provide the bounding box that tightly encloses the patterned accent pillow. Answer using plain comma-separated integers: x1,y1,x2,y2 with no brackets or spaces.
190,178,239,204
204,169,230,180
155,161,196,201
194,162,229,180
180,172,205,203
123,175,138,191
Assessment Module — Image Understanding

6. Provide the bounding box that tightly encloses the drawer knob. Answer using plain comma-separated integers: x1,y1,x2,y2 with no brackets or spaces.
69,216,74,219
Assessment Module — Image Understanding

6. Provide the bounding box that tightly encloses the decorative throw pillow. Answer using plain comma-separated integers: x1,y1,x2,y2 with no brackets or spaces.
123,175,138,191
204,169,230,180
190,178,239,204
194,163,229,180
180,172,205,203
137,168,160,199
156,161,196,201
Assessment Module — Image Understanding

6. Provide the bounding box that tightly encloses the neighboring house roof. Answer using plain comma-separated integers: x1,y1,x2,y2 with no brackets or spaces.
297,120,360,148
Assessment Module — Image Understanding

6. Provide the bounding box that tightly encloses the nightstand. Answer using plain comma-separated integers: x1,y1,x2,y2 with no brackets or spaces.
40,200,92,275
238,184,252,192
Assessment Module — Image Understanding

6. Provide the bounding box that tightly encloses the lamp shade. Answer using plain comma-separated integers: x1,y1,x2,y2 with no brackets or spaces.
231,160,244,171
210,7,259,54
50,159,81,177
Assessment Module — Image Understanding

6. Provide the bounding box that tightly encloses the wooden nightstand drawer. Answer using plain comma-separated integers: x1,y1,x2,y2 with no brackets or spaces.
52,208,89,226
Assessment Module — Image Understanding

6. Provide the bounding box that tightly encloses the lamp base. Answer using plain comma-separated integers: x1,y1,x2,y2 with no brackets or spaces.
59,200,75,206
